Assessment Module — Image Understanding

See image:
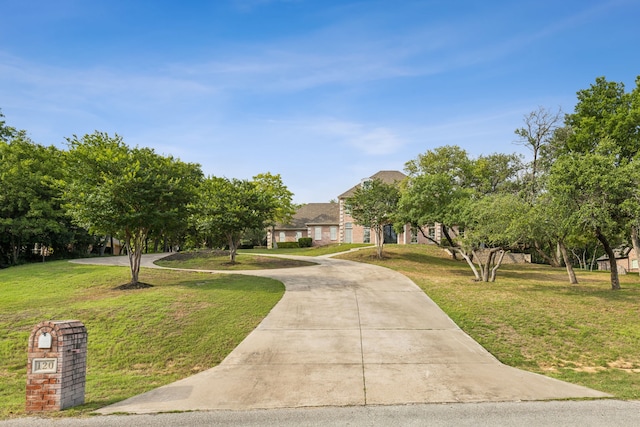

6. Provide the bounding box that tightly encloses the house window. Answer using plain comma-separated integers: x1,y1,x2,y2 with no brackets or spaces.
343,200,351,215
279,232,285,242
428,226,436,239
345,222,353,243
314,227,322,241
363,227,370,243
330,226,337,241
410,227,418,244
295,231,302,240
633,259,639,270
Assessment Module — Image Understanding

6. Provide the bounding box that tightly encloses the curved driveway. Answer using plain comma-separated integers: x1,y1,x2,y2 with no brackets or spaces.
71,253,609,414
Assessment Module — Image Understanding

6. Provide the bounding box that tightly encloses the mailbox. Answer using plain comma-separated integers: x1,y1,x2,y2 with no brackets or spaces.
26,320,87,412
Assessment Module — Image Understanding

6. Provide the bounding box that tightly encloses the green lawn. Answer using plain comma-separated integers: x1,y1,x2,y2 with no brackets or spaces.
243,243,373,256
156,250,317,270
3,244,639,419
337,245,640,399
0,261,284,419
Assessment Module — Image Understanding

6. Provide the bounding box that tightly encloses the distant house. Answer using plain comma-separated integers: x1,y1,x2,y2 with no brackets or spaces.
267,203,340,248
337,170,451,246
270,170,459,248
596,247,639,274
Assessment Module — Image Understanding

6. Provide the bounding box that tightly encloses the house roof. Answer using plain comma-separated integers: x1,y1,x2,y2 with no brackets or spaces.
596,246,632,261
275,203,339,230
338,170,407,199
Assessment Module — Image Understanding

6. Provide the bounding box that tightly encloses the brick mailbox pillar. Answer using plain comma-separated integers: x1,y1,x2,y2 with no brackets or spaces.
26,320,88,412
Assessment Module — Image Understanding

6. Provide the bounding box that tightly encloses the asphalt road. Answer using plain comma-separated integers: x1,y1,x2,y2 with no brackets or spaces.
3,400,640,426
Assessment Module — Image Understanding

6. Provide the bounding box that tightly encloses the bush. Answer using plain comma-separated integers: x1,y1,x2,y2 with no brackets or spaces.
276,242,300,248
298,237,312,248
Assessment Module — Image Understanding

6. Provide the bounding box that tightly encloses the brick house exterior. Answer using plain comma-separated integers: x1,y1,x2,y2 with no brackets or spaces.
267,203,340,248
269,170,456,248
337,170,450,246
596,247,639,273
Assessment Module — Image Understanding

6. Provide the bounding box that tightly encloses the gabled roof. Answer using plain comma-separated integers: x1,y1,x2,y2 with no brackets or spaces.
596,246,632,261
276,203,339,230
338,170,407,199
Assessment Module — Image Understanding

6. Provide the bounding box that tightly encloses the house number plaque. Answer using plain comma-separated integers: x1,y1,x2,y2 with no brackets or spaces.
32,358,57,374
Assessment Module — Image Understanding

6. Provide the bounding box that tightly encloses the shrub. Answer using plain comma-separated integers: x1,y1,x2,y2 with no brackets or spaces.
298,237,312,248
276,242,300,248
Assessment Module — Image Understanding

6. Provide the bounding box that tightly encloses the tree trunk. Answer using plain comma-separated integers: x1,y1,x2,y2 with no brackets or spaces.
482,251,493,282
10,235,18,265
489,250,507,282
455,248,481,281
570,248,584,270
589,242,600,271
595,227,620,290
534,240,561,267
558,240,578,284
126,232,145,285
375,225,384,259
441,225,458,260
631,225,640,277
228,234,238,263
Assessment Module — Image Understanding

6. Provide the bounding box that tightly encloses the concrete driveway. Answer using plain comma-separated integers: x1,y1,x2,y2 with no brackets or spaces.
72,253,609,414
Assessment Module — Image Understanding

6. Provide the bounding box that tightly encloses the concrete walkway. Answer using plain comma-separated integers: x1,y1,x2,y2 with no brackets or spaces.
73,253,609,414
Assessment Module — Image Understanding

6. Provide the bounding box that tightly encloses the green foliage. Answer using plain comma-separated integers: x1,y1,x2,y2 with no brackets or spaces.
547,76,640,289
276,241,300,248
461,193,529,249
253,172,296,226
191,176,281,262
0,128,91,267
298,237,312,247
346,178,400,259
0,109,18,142
64,132,203,283
398,145,524,280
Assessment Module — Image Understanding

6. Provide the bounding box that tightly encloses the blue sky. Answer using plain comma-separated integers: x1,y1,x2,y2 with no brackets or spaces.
1,0,639,203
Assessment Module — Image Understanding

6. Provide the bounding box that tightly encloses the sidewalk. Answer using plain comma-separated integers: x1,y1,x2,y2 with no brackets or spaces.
77,254,610,414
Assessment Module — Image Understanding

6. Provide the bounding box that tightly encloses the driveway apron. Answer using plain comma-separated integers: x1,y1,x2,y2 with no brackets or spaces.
90,254,609,414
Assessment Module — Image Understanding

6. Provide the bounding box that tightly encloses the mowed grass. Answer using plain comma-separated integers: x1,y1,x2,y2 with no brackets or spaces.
156,250,317,270
244,243,373,256
0,260,284,419
338,245,640,399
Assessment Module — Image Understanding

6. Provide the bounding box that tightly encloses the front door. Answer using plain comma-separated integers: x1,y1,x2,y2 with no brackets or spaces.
383,224,397,244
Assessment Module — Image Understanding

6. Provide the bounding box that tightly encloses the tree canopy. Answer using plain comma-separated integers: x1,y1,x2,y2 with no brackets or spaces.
191,174,291,262
346,178,400,259
64,132,202,285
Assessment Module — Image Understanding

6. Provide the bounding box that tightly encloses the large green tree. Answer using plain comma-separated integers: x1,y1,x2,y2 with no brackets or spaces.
0,126,86,267
65,132,202,285
253,172,297,247
548,138,634,290
550,76,640,289
399,145,473,251
398,146,524,280
459,193,529,282
346,178,400,259
192,175,286,262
